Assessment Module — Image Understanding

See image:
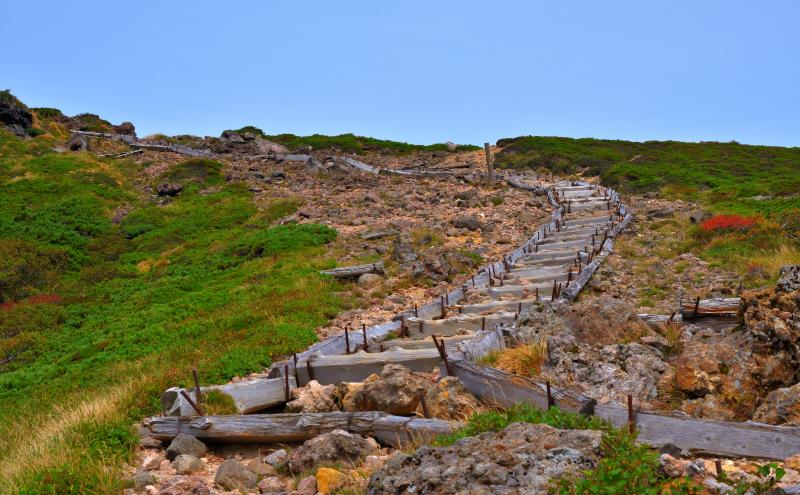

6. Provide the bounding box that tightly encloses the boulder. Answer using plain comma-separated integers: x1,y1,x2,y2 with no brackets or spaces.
157,183,183,197
391,238,417,264
114,121,137,137
0,92,32,135
316,467,347,494
673,343,720,396
357,273,383,289
689,210,712,224
257,476,286,493
286,380,338,413
156,475,210,495
133,469,156,489
421,376,480,421
246,458,277,476
263,448,288,469
778,265,800,293
67,133,88,151
214,459,257,491
172,455,204,474
294,476,317,495
366,423,603,494
221,130,244,143
346,364,430,415
287,429,379,472
453,215,481,231
254,136,289,154
165,433,207,461
753,382,800,425
142,453,162,471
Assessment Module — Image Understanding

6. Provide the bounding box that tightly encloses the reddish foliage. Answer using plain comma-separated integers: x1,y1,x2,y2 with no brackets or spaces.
700,214,758,233
0,294,62,311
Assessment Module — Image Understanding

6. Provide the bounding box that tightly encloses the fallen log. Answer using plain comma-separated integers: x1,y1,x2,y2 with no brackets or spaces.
595,402,800,460
145,411,460,448
442,359,596,415
320,262,385,279
680,297,740,317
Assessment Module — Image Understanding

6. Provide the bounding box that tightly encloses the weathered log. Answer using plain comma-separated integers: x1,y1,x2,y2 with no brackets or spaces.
595,402,800,460
320,262,385,279
295,348,442,386
442,359,596,415
453,325,506,361
680,297,740,317
162,376,296,416
336,156,381,175
145,411,461,448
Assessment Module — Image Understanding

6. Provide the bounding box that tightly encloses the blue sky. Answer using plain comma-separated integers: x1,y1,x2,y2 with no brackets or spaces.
2,1,798,146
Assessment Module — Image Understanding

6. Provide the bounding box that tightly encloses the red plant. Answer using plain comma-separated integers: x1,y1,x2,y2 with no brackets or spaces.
700,214,758,233
0,293,62,311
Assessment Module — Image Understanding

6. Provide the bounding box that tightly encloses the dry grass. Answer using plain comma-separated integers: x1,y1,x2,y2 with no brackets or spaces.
494,341,548,378
744,244,800,283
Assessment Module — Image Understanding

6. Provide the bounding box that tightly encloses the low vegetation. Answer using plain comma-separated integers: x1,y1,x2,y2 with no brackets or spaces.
496,135,800,286
0,124,348,493
232,126,481,154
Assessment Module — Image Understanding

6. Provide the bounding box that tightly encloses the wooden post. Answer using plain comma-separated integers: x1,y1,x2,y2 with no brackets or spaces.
484,142,495,186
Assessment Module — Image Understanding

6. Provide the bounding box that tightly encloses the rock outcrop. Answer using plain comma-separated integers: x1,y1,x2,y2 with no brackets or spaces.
344,364,430,415
367,423,603,494
287,429,379,472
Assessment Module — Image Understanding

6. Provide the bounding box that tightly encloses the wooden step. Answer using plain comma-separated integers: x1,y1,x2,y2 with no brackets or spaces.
367,334,474,352
295,348,442,386
405,312,519,337
453,299,539,316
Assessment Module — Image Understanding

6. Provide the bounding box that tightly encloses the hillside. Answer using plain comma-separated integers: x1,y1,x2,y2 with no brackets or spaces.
3,91,800,494
496,136,800,289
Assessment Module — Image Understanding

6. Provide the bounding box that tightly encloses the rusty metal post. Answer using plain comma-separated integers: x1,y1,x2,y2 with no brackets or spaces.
627,395,635,433
414,304,419,318
546,381,554,408
441,296,446,318
362,323,368,350
307,355,315,381
192,369,202,403
344,326,351,354
419,392,431,418
180,390,204,416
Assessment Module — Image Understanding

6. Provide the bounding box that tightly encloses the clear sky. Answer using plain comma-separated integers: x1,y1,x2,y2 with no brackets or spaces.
2,1,798,147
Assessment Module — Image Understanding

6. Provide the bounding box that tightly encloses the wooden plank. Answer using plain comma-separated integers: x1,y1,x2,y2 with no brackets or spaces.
368,334,474,352
454,325,506,361
145,412,460,448
320,262,385,279
681,297,740,317
162,376,297,416
443,359,596,415
595,402,800,460
559,210,633,301
296,348,442,386
337,156,380,175
405,312,518,337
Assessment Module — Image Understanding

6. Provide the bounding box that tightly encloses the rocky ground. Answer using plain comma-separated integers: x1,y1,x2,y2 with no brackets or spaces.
81,130,800,493
582,194,740,313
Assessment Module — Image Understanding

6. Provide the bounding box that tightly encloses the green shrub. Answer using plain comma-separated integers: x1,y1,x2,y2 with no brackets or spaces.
230,224,336,259
435,404,610,446
553,429,701,494
0,239,69,302
160,158,223,186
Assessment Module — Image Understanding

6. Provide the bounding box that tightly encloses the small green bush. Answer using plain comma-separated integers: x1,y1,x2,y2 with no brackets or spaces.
230,224,336,259
160,158,223,186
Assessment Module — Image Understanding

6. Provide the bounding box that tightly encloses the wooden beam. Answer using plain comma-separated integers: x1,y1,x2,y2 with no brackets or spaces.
162,376,297,416
680,297,740,317
295,348,442,386
320,262,385,279
595,402,800,460
484,143,495,186
145,412,461,448
443,359,596,415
